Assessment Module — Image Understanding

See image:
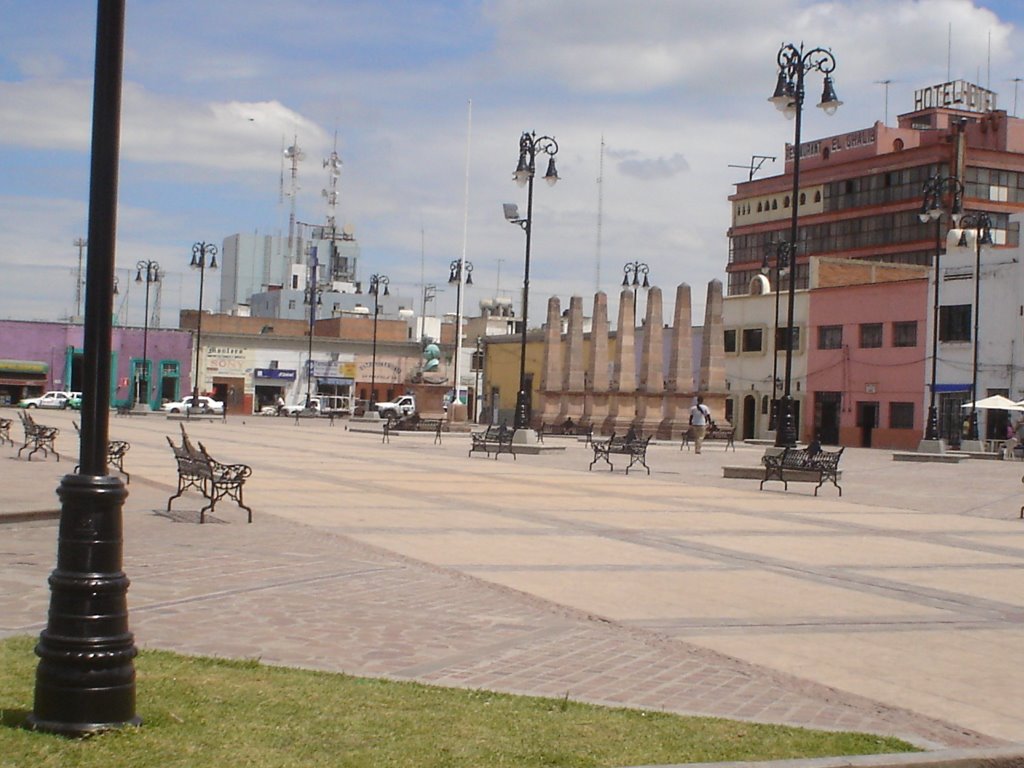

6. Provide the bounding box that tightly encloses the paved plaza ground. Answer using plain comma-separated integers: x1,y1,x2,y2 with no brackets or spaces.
2,407,1024,755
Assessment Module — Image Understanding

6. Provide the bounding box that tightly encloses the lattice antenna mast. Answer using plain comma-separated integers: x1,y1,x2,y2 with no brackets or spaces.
322,131,342,232
150,268,162,327
284,135,305,263
73,237,87,318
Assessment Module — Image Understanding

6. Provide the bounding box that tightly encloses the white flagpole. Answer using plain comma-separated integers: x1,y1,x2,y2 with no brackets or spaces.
455,98,472,418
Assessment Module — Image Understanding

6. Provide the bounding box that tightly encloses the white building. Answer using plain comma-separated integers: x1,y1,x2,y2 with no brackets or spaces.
934,213,1024,442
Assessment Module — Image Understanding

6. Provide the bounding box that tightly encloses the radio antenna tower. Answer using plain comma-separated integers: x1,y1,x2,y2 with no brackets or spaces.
322,132,342,232
284,135,305,263
72,237,87,318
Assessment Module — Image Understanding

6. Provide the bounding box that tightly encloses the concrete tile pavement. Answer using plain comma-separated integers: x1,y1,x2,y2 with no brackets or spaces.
2,407,1024,752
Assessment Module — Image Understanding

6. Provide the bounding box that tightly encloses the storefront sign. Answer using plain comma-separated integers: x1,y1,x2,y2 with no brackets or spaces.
789,128,876,161
0,359,48,374
312,361,357,378
914,80,996,113
255,368,296,380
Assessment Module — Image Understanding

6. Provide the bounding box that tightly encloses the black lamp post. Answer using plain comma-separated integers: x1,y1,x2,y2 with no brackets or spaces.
31,0,139,734
505,130,559,433
622,261,650,327
448,259,473,413
368,273,389,408
918,174,963,441
134,260,159,409
768,42,841,447
303,251,322,408
190,242,217,409
761,241,791,431
957,212,993,442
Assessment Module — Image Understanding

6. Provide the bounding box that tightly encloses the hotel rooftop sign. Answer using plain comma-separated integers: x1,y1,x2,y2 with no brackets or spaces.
914,80,996,113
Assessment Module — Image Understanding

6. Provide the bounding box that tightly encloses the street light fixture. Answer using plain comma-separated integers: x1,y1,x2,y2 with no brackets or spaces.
761,241,791,431
367,273,389,409
448,259,473,415
918,174,963,442
956,212,993,443
134,260,159,409
622,261,650,328
303,250,323,408
505,130,559,434
768,42,841,447
190,242,217,409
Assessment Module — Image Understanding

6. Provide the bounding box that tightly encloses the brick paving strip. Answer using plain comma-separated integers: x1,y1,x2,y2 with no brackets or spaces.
2,409,1023,755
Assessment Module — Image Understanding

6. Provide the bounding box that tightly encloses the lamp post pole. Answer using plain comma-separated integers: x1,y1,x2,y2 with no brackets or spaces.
304,250,321,408
368,273,389,409
506,130,559,434
918,175,963,442
761,242,790,431
31,0,139,734
769,42,841,447
190,242,217,408
622,261,650,327
134,260,159,409
448,259,473,414
957,212,993,443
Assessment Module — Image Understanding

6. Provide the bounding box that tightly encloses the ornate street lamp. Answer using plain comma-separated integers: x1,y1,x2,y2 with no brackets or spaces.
761,241,791,431
367,273,389,408
956,212,994,442
32,0,139,734
622,261,650,327
768,42,841,447
134,260,160,409
190,242,217,410
918,174,963,442
448,259,473,415
303,250,323,408
505,130,559,434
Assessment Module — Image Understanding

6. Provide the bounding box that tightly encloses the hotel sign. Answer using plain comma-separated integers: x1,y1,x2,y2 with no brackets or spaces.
914,80,996,113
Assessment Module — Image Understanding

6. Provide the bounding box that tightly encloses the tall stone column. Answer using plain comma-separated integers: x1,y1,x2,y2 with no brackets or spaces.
661,283,694,438
604,289,636,435
538,296,563,427
698,279,727,424
558,295,585,424
584,292,610,434
634,287,664,435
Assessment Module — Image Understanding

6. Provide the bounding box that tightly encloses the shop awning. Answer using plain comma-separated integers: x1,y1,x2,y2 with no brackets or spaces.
0,359,48,374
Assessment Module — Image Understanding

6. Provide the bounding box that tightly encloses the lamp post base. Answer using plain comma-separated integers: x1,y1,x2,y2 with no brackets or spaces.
30,473,139,735
924,406,939,441
513,390,530,432
774,395,798,448
916,438,947,454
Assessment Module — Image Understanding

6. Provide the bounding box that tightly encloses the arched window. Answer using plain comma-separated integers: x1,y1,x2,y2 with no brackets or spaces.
757,201,763,213
783,196,790,208
771,199,778,210
814,190,822,202
799,192,806,206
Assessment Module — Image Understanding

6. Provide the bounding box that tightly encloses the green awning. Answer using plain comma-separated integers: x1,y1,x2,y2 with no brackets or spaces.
0,359,48,374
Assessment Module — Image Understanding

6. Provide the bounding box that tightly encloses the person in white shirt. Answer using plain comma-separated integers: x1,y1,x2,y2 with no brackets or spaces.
689,395,712,454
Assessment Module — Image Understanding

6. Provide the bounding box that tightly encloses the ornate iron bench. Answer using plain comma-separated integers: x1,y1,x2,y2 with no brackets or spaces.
17,411,60,461
468,426,515,460
760,446,844,496
537,421,594,445
681,423,736,451
73,420,130,483
0,416,12,447
166,424,252,523
589,433,652,475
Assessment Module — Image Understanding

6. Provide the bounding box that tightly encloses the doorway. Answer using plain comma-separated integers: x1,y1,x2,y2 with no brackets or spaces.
814,391,842,445
742,395,756,440
856,401,879,448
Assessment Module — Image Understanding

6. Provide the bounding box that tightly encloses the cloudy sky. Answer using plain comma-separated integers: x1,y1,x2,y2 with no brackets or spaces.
1,0,1023,330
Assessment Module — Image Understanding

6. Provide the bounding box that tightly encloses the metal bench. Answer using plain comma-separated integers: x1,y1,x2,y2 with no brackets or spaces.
589,433,652,475
537,421,594,445
0,416,12,447
760,446,844,496
17,411,60,461
166,424,252,523
73,420,130,483
681,423,736,451
469,425,515,460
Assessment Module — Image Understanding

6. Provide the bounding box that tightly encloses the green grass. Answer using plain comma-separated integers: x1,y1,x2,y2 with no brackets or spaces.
0,636,918,768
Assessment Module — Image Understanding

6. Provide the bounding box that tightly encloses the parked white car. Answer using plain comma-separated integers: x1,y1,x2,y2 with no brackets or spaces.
18,391,75,409
160,395,224,415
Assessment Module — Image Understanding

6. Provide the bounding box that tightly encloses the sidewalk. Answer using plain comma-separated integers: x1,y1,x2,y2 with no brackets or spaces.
2,407,1023,751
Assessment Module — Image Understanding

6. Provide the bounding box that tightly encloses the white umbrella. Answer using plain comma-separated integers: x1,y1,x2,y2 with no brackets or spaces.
961,394,1024,411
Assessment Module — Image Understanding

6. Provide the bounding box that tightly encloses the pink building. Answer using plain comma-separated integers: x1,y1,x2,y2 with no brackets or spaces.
806,261,928,450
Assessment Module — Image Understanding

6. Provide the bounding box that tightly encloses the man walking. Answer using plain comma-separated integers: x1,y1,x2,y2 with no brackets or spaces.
689,395,712,454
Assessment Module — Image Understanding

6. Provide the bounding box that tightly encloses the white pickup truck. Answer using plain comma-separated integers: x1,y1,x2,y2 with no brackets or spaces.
280,395,352,417
374,395,416,420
